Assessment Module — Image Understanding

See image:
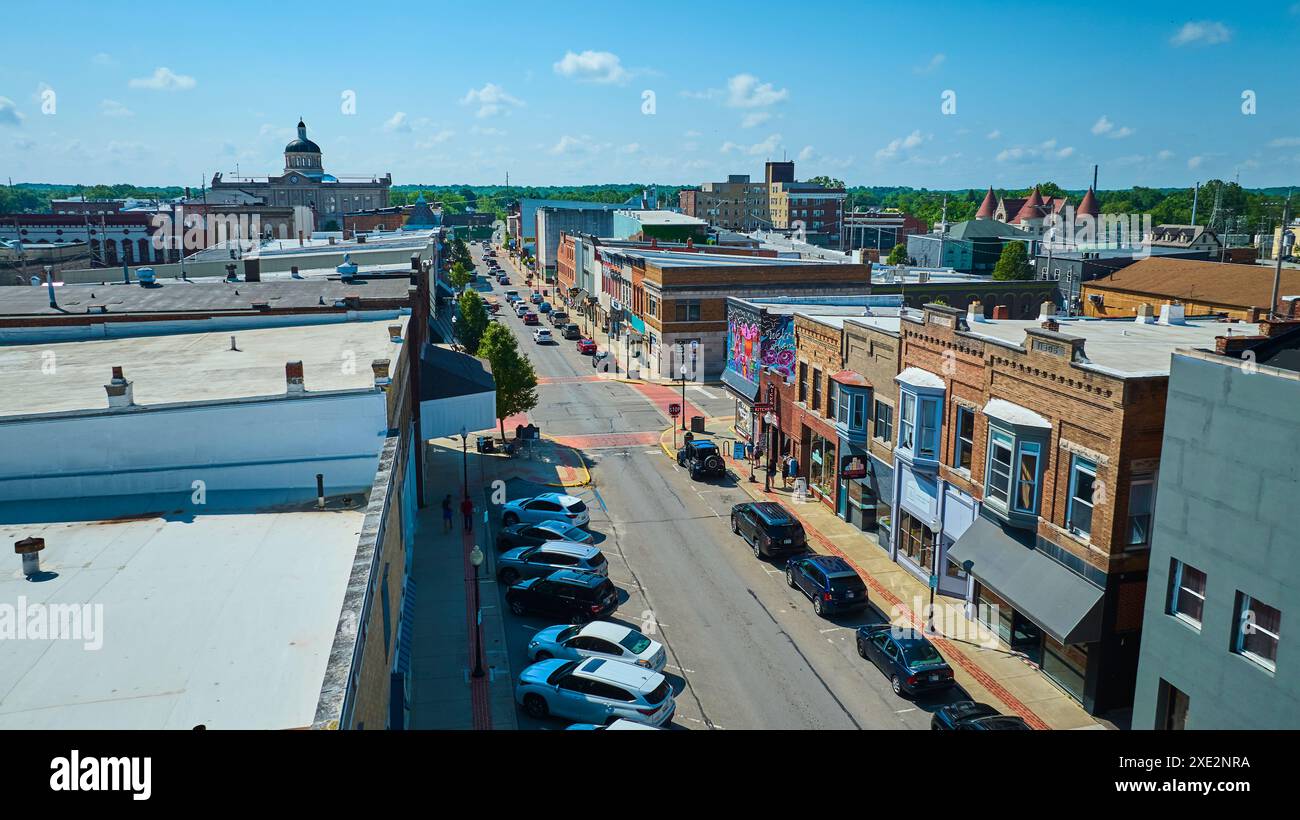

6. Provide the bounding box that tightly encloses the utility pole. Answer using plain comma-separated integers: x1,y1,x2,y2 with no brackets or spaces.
1190,182,1200,227
1270,190,1291,322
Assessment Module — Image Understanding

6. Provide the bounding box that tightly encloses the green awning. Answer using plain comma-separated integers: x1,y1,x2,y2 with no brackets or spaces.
948,517,1104,645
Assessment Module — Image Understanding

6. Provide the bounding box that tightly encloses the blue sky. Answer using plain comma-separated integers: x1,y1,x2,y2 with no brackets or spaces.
2,0,1298,189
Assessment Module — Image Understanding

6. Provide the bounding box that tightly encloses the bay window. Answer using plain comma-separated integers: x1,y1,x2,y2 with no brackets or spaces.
917,397,939,459
1067,456,1097,538
1014,442,1041,514
986,431,1013,506
899,393,915,451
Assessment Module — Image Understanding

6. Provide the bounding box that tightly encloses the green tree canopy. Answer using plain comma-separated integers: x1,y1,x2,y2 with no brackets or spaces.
806,176,845,189
456,290,489,355
448,261,473,292
478,323,539,442
886,243,908,265
992,241,1032,281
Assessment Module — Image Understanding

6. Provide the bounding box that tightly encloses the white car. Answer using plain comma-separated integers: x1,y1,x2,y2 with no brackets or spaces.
528,620,667,671
533,328,553,344
501,493,590,527
516,657,676,727
566,718,661,730
515,303,530,317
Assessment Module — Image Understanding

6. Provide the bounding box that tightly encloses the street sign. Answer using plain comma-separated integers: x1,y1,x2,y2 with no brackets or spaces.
752,403,773,413
929,574,939,591
668,403,681,417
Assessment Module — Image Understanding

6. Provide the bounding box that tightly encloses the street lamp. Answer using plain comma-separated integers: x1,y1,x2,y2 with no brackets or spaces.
459,426,469,503
470,544,485,678
679,364,689,431
763,412,778,492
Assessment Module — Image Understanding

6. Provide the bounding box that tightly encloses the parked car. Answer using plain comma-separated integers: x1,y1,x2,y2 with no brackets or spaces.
496,520,594,551
565,718,661,730
930,700,1029,730
533,328,553,344
527,620,666,671
785,554,868,616
539,302,552,314
730,501,806,558
855,623,955,697
505,569,617,623
562,323,582,340
523,312,540,325
550,311,570,327
515,304,530,318
677,438,727,480
497,542,608,585
576,337,597,354
516,656,675,727
531,292,543,304
504,290,520,301
501,492,591,527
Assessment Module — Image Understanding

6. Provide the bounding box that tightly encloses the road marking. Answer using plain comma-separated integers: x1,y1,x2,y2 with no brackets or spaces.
664,663,694,674
895,708,918,714
690,386,717,399
818,626,849,633
591,487,608,511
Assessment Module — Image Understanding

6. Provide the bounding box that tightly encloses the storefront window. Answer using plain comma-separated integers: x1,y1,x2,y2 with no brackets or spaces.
898,512,933,571
1042,639,1087,702
808,433,835,496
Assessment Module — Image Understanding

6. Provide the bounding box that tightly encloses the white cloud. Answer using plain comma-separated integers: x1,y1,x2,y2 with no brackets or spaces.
741,111,771,129
1157,149,1175,161
680,89,720,101
383,111,411,132
1091,115,1135,139
986,129,1001,140
128,67,196,91
549,134,609,155
415,130,455,149
1057,146,1076,158
1269,137,1300,148
552,50,629,84
461,83,524,118
914,53,946,74
1170,20,1231,46
1188,155,1205,169
726,73,788,108
619,142,641,155
471,125,507,137
797,145,814,161
0,97,23,127
996,139,1074,163
876,130,928,160
100,99,133,118
683,129,702,138
721,132,783,157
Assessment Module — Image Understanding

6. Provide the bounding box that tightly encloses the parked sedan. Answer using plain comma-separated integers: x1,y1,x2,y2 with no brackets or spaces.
497,542,608,585
855,623,955,697
496,520,594,551
576,337,597,354
515,657,676,727
931,701,1031,730
501,493,590,527
527,620,666,671
565,719,661,730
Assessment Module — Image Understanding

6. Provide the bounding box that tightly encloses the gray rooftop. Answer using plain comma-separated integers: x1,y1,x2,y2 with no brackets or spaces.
0,509,364,729
0,279,413,318
0,316,408,417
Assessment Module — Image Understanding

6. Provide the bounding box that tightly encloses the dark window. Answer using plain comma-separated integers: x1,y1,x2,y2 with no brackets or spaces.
873,401,892,442
955,408,975,470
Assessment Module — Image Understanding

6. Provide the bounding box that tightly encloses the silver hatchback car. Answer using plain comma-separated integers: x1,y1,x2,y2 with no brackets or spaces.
497,541,608,585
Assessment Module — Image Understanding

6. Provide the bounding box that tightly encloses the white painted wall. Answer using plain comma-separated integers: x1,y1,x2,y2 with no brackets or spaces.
0,391,388,503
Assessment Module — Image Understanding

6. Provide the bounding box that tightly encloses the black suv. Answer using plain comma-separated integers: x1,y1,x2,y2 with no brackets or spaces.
562,323,582,340
677,438,726,480
730,501,806,558
785,554,868,617
505,569,618,623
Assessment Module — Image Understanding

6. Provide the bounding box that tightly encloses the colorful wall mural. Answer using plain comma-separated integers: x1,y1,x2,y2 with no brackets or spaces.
725,302,796,387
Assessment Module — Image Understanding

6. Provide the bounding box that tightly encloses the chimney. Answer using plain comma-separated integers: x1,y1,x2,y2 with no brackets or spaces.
1041,317,1060,332
991,304,1010,320
286,361,305,394
372,358,392,388
387,324,403,342
15,537,45,578
1158,303,1186,326
342,293,361,310
1038,301,1056,321
243,257,261,282
967,300,985,323
1135,303,1155,324
1215,335,1256,356
105,366,134,409
297,231,304,246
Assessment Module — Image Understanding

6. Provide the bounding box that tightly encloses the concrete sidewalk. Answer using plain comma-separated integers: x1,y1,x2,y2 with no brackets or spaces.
659,418,1107,731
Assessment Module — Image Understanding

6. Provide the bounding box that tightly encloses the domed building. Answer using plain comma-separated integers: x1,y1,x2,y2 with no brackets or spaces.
209,119,392,227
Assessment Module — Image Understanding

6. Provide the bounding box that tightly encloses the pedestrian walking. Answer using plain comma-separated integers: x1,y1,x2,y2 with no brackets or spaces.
460,496,474,533
441,494,453,533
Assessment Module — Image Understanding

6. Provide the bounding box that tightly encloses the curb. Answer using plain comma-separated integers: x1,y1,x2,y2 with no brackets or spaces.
537,434,594,487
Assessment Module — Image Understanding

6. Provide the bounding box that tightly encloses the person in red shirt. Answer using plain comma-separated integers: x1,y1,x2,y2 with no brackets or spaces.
460,496,474,533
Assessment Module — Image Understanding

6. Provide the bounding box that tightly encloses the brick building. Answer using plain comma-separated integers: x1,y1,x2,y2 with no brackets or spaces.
887,300,1262,714
1080,256,1300,322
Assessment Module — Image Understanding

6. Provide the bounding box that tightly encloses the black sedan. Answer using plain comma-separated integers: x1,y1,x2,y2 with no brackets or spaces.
855,623,955,697
932,700,999,729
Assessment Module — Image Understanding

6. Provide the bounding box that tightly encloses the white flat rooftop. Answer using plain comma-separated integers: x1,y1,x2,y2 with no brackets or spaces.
960,316,1260,377
0,509,364,729
0,316,407,417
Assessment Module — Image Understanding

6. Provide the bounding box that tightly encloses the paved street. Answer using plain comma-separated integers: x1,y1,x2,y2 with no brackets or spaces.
472,243,971,730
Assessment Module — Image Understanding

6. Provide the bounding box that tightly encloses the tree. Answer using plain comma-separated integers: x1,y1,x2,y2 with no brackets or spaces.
992,241,1032,280
886,243,908,266
457,290,489,354
807,176,845,189
450,236,472,268
478,323,539,443
448,261,473,292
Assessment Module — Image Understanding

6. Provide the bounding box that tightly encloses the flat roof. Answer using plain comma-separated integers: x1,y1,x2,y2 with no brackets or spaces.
0,509,364,729
957,315,1260,377
607,248,836,268
615,210,706,226
0,316,407,417
0,279,411,318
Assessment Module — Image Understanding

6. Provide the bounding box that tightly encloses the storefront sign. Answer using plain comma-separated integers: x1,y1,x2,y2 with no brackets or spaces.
841,454,868,479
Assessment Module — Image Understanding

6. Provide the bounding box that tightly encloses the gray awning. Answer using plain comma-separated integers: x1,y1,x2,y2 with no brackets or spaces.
721,368,760,402
948,517,1104,645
